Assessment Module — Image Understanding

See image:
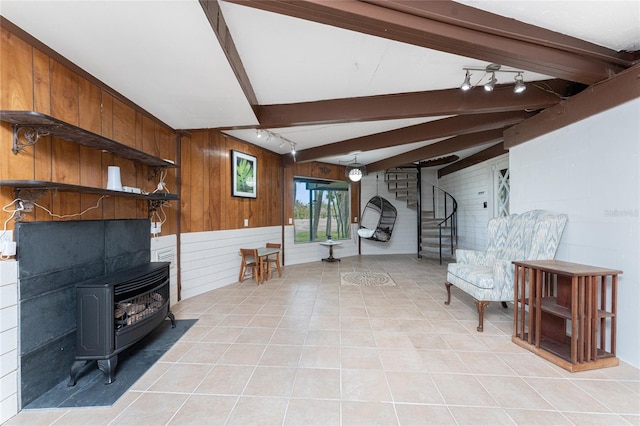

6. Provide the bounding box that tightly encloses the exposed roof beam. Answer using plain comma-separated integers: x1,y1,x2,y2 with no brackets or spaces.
225,0,627,85
438,142,508,177
367,128,504,172
365,0,636,67
505,63,640,148
285,110,529,164
257,80,567,127
200,0,259,107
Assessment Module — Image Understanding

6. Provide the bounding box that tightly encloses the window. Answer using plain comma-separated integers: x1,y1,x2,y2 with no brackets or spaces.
294,177,351,242
494,163,510,217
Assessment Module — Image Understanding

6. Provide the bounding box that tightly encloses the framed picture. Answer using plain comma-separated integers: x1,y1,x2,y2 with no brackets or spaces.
231,150,257,198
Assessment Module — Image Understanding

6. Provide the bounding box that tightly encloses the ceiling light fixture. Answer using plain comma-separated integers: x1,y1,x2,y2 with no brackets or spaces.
460,64,526,94
345,156,367,182
253,128,297,157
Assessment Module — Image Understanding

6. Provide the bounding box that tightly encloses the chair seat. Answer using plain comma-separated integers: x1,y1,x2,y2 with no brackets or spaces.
447,264,495,290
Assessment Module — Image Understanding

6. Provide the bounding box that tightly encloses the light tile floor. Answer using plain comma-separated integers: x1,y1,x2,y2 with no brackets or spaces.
7,255,640,425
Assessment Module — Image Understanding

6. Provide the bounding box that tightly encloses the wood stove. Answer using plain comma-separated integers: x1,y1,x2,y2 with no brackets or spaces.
68,262,175,386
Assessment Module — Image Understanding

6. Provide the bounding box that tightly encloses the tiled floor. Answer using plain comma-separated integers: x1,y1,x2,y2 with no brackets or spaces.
7,255,640,425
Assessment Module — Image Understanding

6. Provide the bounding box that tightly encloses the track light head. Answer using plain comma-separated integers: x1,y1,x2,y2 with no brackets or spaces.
460,70,472,91
484,72,497,92
513,73,526,93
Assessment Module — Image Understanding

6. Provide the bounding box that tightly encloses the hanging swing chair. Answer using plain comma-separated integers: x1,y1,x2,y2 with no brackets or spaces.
357,195,397,242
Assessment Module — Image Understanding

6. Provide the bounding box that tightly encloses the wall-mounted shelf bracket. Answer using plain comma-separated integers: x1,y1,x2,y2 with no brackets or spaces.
148,199,164,216
148,165,167,181
13,124,56,154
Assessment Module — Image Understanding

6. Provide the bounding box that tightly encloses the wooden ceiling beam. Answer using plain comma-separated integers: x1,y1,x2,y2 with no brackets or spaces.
438,142,508,177
199,0,259,107
284,110,528,164
226,0,627,85
505,63,640,148
365,0,635,67
367,128,504,172
256,80,567,127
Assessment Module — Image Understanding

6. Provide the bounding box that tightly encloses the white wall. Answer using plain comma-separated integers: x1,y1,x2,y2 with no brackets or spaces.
0,260,18,423
284,225,359,265
180,226,282,299
359,172,418,255
150,234,179,307
438,153,509,251
510,99,640,368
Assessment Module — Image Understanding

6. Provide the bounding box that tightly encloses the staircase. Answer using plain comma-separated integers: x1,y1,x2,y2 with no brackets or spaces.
384,168,418,208
384,168,457,264
420,186,457,264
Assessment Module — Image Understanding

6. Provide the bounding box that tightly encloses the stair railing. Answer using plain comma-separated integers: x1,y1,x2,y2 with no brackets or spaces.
432,185,457,264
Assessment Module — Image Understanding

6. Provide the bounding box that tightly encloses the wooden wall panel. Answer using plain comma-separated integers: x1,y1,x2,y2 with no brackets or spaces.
0,26,178,232
179,131,282,232
79,77,103,221
0,29,33,111
180,134,192,234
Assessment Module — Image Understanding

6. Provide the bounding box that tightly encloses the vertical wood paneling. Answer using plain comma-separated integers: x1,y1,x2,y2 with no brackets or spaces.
50,60,81,219
31,48,53,221
2,26,179,232
79,77,103,220
0,27,34,211
0,28,33,111
100,92,115,219
190,131,205,232
180,134,192,234
202,132,213,230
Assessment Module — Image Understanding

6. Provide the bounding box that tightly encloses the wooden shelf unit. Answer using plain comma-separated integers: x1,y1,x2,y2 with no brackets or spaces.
512,259,622,372
0,110,177,169
0,111,179,217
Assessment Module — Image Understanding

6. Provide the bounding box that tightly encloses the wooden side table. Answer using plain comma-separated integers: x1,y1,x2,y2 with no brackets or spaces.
512,260,622,372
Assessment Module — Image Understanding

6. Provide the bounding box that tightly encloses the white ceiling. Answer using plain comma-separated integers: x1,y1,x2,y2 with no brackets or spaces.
1,0,638,167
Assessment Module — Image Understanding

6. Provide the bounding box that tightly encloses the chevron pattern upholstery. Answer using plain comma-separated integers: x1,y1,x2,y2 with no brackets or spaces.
445,210,567,331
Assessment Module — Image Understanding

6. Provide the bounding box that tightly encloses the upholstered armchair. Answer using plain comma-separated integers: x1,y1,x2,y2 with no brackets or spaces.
445,210,568,331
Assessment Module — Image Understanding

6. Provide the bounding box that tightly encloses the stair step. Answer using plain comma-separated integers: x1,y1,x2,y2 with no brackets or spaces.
421,219,448,225
385,179,416,184
421,242,456,250
395,195,416,201
386,168,418,174
419,250,455,260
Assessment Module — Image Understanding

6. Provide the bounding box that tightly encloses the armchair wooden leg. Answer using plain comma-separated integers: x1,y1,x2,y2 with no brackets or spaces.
475,300,490,332
444,282,452,305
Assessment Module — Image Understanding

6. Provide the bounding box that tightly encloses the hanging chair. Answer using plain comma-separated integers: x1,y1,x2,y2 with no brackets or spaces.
357,196,397,242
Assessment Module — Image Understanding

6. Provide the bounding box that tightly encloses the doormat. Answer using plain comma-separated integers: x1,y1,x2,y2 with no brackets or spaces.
341,272,396,287
24,318,197,409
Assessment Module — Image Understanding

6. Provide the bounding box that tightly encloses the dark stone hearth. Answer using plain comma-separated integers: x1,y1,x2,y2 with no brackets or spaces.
16,219,151,408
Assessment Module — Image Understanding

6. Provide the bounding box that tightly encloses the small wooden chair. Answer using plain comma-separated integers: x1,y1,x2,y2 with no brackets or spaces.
239,248,259,284
265,243,282,280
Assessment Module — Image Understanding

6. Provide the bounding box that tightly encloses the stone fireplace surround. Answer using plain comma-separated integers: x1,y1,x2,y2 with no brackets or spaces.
15,219,151,408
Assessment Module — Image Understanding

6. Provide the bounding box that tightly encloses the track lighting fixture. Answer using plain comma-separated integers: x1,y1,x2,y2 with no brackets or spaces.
460,64,526,94
253,128,297,157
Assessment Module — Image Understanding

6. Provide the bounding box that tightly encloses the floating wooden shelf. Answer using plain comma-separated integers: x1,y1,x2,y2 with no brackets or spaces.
0,180,178,201
0,110,177,168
